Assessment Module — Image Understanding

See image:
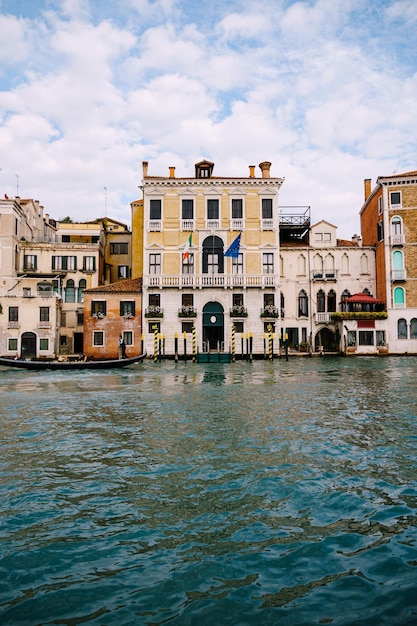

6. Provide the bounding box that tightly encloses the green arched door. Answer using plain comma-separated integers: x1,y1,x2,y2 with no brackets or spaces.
203,302,224,350
21,332,37,359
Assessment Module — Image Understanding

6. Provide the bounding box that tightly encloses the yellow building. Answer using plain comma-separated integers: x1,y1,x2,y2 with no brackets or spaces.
137,159,284,356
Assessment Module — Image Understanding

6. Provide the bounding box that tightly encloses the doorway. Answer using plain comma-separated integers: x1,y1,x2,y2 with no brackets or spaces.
21,332,37,359
202,302,224,350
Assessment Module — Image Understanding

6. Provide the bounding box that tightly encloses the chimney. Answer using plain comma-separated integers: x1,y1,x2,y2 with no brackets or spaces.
259,161,271,178
249,165,255,178
364,178,371,201
169,166,175,178
142,161,149,178
351,234,361,246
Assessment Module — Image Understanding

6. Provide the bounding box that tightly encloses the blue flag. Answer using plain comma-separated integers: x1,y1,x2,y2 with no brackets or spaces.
224,232,241,258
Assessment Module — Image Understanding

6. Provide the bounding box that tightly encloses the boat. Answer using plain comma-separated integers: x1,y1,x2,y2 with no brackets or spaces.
0,352,147,370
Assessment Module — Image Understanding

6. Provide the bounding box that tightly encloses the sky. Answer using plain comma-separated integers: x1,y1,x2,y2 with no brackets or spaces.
1,0,416,239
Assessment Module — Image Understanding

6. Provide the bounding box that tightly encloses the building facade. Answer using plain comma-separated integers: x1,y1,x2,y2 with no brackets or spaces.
138,159,284,356
361,171,417,353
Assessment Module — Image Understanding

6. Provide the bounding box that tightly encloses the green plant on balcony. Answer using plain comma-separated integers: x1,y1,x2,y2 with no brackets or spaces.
260,305,279,318
331,311,388,321
145,305,164,318
178,305,197,317
230,305,248,317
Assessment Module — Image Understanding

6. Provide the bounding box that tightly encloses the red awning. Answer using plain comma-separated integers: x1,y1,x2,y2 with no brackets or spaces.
341,292,384,304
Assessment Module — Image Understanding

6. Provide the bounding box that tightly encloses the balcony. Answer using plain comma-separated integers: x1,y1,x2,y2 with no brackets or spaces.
391,234,405,246
178,306,197,318
315,312,331,324
144,274,277,289
145,306,164,318
231,219,244,231
311,270,338,282
206,220,220,230
261,219,274,230
230,306,248,317
392,270,407,281
260,305,279,318
148,220,162,232
181,220,195,232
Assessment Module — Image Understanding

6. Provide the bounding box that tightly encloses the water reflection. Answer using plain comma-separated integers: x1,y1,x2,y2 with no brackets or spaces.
1,358,417,625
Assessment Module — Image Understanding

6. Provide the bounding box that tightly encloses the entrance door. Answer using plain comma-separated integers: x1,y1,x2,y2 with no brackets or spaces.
203,302,224,350
21,332,37,359
74,332,83,353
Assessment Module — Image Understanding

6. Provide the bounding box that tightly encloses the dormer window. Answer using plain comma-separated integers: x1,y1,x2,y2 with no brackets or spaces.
195,160,214,179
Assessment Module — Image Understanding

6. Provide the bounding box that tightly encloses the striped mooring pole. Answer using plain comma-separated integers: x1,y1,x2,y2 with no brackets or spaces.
192,326,196,362
153,325,158,363
231,324,235,362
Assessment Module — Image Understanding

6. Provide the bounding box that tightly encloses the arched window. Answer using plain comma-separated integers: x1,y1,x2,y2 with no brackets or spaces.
410,319,417,339
327,289,336,312
341,289,351,299
360,253,369,274
317,289,326,312
280,255,284,277
297,254,306,276
281,292,285,317
324,253,334,277
393,287,405,307
298,290,308,317
65,279,76,303
391,216,402,236
78,279,86,303
202,236,224,274
341,253,349,275
313,254,323,278
392,250,403,270
397,318,407,339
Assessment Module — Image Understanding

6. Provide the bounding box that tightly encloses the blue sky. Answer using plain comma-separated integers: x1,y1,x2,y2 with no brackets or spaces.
0,0,416,238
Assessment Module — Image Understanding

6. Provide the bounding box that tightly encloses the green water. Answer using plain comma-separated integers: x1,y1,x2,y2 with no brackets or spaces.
1,357,416,625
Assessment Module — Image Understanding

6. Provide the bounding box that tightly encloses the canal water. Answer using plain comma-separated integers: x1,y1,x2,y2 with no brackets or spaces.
1,357,416,625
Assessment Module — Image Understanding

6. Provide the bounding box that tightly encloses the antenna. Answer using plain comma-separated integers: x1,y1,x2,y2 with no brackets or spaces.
104,186,107,215
15,174,20,196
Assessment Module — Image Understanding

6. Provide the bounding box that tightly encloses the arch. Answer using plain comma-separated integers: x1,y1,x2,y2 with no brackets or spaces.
78,278,86,303
315,327,337,352
298,289,308,317
327,289,337,312
410,318,417,339
202,301,224,351
313,254,323,277
392,250,403,270
360,253,369,274
397,318,407,339
65,279,76,303
393,287,405,306
324,253,334,272
202,236,224,274
391,215,403,236
297,254,306,276
317,289,326,313
21,331,37,359
341,253,349,274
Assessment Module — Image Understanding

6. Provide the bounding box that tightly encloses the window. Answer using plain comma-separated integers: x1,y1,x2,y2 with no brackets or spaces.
77,311,84,325
207,199,219,220
411,319,417,339
23,254,37,271
378,196,383,214
123,331,133,346
149,199,162,220
8,338,18,351
182,199,194,220
359,331,374,345
233,321,244,333
83,256,96,271
65,279,76,303
149,294,160,308
397,318,407,339
78,279,86,303
262,253,274,274
392,250,403,270
232,253,244,274
181,322,193,334
118,265,129,279
92,301,106,316
317,289,325,312
40,338,49,351
120,301,135,317
298,254,306,276
93,331,104,346
341,253,349,274
39,307,50,322
182,294,194,307
376,330,386,346
231,199,243,219
263,293,275,307
110,242,128,255
9,307,18,322
393,287,405,306
360,254,369,275
298,290,308,317
233,294,244,307
52,256,77,271
61,235,71,243
202,236,224,273
377,220,384,242
327,289,336,312
347,331,357,346
391,217,402,236
60,335,68,346
149,253,161,274
182,253,194,275
390,191,401,206
149,322,160,334
261,198,273,219
264,322,275,333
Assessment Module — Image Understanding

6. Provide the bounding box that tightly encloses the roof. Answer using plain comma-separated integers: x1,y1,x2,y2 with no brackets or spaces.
84,277,142,295
341,292,384,304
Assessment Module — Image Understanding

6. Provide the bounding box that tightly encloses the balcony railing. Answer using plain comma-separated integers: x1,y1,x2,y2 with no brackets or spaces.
145,306,164,318
144,274,277,289
178,306,197,317
231,219,244,231
260,306,279,318
311,270,338,281
315,312,331,324
230,306,248,317
392,270,407,281
391,234,405,246
181,220,195,232
148,220,162,232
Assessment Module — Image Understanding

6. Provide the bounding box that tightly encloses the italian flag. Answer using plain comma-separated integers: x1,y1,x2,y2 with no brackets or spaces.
182,233,192,262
